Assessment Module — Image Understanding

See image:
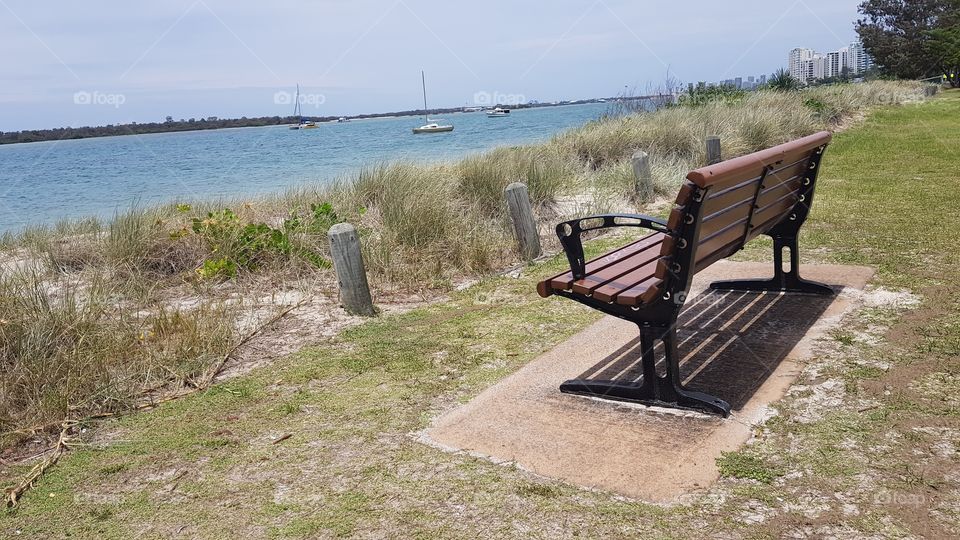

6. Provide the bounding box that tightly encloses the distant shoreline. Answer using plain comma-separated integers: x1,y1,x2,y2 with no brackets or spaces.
0,97,660,146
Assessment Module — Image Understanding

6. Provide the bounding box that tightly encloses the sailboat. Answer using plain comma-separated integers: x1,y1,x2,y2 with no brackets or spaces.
412,71,453,134
289,84,317,130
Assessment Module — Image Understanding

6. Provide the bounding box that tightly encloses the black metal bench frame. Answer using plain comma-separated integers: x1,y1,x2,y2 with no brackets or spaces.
545,138,835,417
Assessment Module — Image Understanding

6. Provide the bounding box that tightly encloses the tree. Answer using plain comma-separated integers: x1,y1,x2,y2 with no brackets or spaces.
768,68,801,91
928,23,960,86
856,0,960,84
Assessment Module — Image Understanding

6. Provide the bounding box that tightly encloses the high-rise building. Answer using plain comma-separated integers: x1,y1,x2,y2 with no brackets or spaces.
826,48,849,78
789,41,871,83
848,41,874,74
806,56,827,82
789,48,816,81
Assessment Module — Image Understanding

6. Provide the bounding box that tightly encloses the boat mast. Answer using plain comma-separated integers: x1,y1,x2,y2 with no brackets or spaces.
421,70,429,123
294,84,302,123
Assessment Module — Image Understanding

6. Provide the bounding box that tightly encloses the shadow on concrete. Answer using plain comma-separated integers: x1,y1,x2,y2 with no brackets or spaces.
572,290,836,411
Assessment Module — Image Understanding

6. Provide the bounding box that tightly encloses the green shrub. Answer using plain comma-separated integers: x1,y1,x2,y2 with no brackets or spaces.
196,256,238,279
284,202,341,235
768,68,801,91
189,208,329,278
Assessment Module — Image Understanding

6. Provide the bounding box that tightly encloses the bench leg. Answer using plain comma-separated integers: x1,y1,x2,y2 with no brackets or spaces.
710,234,834,296
560,325,731,417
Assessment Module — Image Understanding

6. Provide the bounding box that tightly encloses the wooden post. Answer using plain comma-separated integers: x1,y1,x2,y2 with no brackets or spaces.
328,223,375,316
706,135,722,165
631,150,654,203
504,182,542,261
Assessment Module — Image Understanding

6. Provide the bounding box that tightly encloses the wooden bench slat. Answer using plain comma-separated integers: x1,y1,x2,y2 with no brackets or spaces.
543,232,665,293
767,157,811,184
705,174,762,201
590,257,663,302
570,240,664,295
746,192,802,241
697,157,807,220
702,182,758,216
702,196,753,223
698,199,753,240
696,218,749,266
755,189,801,219
686,133,827,189
610,274,663,306
755,182,802,212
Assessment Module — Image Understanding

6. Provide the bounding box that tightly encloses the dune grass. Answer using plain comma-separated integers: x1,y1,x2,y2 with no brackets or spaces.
0,268,235,445
0,80,935,451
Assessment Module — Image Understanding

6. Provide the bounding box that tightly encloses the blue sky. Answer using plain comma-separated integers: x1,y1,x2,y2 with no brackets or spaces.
0,0,862,131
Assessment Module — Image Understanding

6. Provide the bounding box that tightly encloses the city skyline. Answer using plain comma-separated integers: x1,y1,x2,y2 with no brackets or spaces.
789,40,875,84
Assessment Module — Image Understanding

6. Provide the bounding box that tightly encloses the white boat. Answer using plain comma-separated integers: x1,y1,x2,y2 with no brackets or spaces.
412,122,454,134
289,85,318,130
337,117,349,123
486,107,510,117
413,71,453,134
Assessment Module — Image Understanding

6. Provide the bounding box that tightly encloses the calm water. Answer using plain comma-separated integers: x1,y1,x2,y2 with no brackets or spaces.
0,103,611,233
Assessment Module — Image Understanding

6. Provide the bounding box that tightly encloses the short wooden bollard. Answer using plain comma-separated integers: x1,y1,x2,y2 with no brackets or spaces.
504,182,542,261
631,150,654,203
328,223,375,316
706,135,722,165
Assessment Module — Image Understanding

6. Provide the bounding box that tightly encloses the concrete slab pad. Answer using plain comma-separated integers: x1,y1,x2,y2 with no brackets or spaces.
422,262,875,503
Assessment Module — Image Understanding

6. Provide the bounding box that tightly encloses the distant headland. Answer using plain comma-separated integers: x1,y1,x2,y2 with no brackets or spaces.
0,96,649,146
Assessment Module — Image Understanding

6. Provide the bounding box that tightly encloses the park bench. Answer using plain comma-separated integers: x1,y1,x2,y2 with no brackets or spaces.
536,131,835,417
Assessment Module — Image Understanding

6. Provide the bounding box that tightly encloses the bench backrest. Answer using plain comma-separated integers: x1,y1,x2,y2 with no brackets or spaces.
655,131,832,298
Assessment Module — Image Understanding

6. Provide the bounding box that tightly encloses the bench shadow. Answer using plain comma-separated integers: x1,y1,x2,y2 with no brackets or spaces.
572,289,837,411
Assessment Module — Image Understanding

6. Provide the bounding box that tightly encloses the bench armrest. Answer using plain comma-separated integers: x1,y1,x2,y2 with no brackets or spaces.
555,213,671,280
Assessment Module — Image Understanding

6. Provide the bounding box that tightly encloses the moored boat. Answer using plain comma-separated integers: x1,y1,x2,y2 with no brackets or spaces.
412,123,454,134
412,71,453,134
288,85,318,130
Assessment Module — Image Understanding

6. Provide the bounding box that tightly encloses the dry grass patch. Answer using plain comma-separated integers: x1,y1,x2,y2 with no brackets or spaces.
0,268,235,448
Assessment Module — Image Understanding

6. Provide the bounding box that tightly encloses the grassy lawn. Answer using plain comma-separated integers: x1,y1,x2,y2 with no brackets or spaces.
2,90,959,538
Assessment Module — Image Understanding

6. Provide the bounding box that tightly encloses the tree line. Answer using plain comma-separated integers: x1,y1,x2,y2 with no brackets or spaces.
0,102,561,145
0,116,303,145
